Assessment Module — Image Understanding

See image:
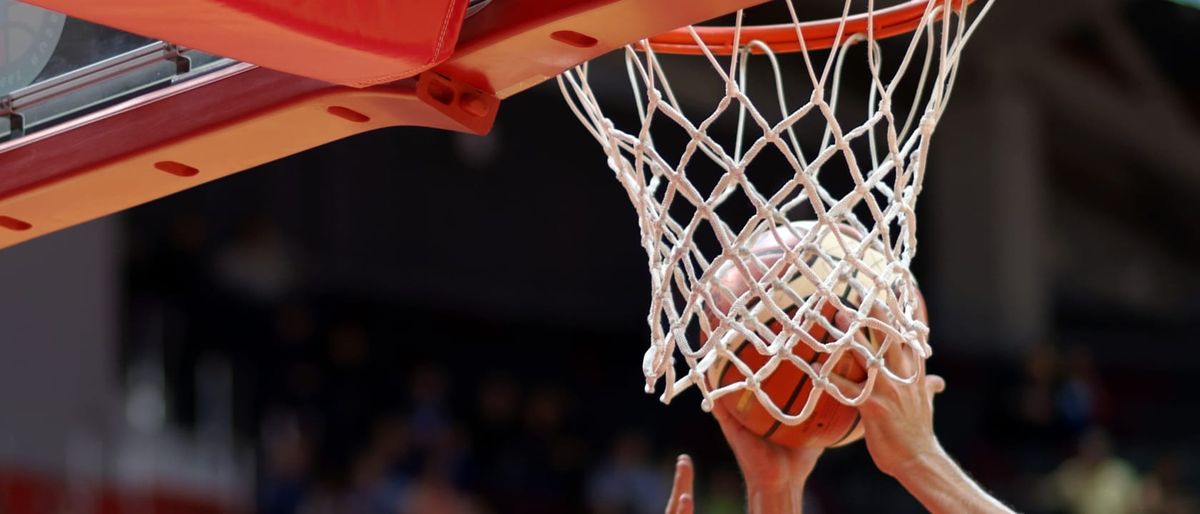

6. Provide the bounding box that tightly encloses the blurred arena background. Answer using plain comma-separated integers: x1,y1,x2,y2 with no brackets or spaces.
1,0,1199,513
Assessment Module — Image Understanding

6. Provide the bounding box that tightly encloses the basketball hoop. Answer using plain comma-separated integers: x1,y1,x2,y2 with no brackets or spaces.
560,0,994,428
644,0,974,54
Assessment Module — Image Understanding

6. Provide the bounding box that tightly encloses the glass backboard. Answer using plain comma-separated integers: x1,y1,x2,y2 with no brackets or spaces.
1,0,232,141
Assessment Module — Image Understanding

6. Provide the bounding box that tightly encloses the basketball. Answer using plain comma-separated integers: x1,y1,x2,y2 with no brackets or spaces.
705,221,927,449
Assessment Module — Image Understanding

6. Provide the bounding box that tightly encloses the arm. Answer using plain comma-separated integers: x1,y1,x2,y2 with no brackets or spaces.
892,444,1013,514
829,312,1014,514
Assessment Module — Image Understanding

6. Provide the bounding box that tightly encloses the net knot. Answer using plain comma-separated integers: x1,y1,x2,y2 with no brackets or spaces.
813,375,831,391
878,96,892,114
865,354,884,370
809,87,825,105
920,110,939,132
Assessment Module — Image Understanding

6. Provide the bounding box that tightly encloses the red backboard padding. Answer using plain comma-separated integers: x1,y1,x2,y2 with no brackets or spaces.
25,0,469,87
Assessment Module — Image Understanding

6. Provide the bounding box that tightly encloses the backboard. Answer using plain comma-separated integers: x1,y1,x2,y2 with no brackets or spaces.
0,0,765,250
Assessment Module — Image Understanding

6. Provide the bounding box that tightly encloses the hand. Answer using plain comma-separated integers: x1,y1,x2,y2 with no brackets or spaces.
665,454,695,514
824,310,1015,514
827,311,946,477
712,403,824,493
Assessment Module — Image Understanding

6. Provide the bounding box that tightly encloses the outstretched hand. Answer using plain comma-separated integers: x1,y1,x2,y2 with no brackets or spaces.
826,310,946,477
825,311,1016,513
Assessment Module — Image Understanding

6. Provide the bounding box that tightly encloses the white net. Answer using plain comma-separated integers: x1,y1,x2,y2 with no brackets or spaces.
559,0,994,426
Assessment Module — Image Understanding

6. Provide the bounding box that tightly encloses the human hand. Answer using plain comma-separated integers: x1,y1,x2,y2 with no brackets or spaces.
826,310,947,478
665,454,695,514
712,401,823,494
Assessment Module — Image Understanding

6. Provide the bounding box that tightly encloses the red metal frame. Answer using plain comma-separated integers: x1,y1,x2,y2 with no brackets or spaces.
0,0,767,250
645,0,975,55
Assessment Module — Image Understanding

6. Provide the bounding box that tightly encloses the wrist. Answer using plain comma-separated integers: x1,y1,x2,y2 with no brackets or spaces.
896,447,954,481
745,479,805,497
746,484,804,514
885,437,948,479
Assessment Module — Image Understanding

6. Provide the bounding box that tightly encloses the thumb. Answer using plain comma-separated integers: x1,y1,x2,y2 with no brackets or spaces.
925,374,946,394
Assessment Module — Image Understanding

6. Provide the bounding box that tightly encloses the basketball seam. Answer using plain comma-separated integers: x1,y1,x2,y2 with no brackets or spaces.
764,267,858,443
713,242,870,447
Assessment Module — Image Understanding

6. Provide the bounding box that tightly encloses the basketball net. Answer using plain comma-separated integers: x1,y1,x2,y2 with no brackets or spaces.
559,0,994,425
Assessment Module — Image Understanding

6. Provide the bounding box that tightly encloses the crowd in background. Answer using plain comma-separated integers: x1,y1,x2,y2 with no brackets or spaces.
122,211,1198,514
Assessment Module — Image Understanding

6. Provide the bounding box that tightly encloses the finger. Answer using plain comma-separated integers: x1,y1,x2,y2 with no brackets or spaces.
888,339,920,378
861,300,915,377
676,455,694,498
666,454,694,514
825,370,865,400
676,494,694,514
926,374,946,394
834,311,853,332
924,374,945,411
833,312,871,371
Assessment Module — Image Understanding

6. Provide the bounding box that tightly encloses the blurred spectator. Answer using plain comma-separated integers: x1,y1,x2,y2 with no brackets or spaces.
473,373,520,456
586,433,669,514
213,215,299,302
1141,456,1197,514
259,412,314,514
400,459,484,514
1042,428,1142,514
392,423,483,514
1056,346,1111,436
1016,344,1060,435
297,479,370,514
497,386,581,513
357,416,415,513
408,365,451,449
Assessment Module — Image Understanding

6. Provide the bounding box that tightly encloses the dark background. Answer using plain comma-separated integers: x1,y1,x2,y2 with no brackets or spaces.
3,0,1200,513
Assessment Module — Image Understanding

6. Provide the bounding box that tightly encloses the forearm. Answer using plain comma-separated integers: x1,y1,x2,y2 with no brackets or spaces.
894,450,1013,514
747,484,805,514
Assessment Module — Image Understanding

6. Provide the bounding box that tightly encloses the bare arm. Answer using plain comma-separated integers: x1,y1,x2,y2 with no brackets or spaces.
892,449,1013,514
829,311,1015,514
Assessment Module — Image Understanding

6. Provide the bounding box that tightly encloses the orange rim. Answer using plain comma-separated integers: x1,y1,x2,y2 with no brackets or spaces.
643,0,973,55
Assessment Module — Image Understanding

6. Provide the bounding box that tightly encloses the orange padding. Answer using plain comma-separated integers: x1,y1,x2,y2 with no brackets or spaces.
26,0,469,87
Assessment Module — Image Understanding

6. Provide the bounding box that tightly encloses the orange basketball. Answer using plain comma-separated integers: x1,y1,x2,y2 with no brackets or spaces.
705,221,927,449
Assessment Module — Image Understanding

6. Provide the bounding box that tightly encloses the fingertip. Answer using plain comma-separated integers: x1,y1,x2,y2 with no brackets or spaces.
927,374,946,393
835,311,852,329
